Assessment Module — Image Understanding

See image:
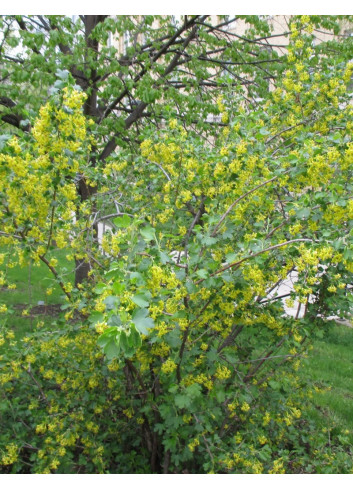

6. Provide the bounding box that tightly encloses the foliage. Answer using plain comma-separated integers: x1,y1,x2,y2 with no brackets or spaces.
0,86,93,301
0,317,352,474
1,15,353,473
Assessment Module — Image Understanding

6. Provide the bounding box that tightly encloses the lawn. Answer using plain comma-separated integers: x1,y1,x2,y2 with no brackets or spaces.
0,248,73,306
298,322,353,444
0,248,73,342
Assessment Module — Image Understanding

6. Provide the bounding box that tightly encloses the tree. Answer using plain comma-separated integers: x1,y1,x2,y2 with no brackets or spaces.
1,15,353,474
0,14,297,285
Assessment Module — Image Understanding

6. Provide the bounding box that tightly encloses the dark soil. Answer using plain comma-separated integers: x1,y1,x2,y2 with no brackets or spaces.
13,303,64,317
13,303,85,322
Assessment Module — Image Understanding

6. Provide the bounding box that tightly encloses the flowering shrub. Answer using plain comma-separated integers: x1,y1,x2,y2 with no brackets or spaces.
1,18,353,473
1,316,352,474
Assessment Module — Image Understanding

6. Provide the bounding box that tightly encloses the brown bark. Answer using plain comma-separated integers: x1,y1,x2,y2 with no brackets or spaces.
73,16,106,285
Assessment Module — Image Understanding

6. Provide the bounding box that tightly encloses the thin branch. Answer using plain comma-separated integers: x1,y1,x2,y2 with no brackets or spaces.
23,366,49,405
211,173,284,237
100,15,203,123
99,17,207,162
259,292,292,304
196,238,314,285
95,212,134,223
45,189,57,253
147,160,171,181
39,255,72,301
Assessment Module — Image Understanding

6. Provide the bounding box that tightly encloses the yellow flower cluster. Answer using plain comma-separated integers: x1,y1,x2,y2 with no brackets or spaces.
215,365,231,380
161,358,177,374
1,444,18,465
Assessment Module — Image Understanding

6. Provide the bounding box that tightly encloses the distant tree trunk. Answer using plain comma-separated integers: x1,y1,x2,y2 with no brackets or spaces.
74,258,92,287
73,15,106,286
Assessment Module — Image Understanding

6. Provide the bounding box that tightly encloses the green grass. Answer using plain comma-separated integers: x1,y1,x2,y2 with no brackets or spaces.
0,248,73,344
299,323,353,443
1,248,73,306
3,315,59,343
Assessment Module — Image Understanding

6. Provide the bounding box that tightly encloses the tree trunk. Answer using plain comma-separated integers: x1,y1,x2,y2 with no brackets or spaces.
74,259,92,287
73,16,106,285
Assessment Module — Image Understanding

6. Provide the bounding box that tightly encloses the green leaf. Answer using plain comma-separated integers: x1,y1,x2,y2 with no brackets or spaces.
56,68,70,80
89,311,104,325
268,380,281,390
140,225,155,241
175,394,191,409
19,119,30,128
112,281,125,295
97,327,122,359
159,251,170,264
216,389,226,403
104,295,120,310
185,383,202,398
225,252,237,263
94,282,106,294
119,331,134,357
132,308,155,335
201,236,217,246
129,272,144,284
130,324,142,348
168,384,179,394
107,314,122,326
131,293,150,308
97,327,117,348
259,127,270,135
296,208,310,219
175,384,202,409
113,215,131,228
104,336,121,360
196,269,208,279
0,135,11,150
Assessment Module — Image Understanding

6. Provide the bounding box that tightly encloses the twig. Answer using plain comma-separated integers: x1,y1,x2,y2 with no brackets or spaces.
196,238,314,285
147,159,171,181
39,255,72,301
211,174,284,237
23,366,49,405
193,414,214,469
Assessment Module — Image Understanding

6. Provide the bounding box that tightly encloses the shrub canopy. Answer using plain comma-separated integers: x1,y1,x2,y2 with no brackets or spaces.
1,15,353,474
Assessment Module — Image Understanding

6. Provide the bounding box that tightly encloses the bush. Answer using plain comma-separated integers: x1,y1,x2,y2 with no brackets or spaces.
1,19,353,473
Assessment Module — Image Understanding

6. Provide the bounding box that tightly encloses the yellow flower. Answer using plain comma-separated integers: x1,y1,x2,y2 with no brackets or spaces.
188,437,200,452
241,402,250,413
161,358,177,374
258,435,267,445
215,365,231,380
50,458,60,470
263,412,271,426
221,112,229,124
49,258,58,267
1,444,18,465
